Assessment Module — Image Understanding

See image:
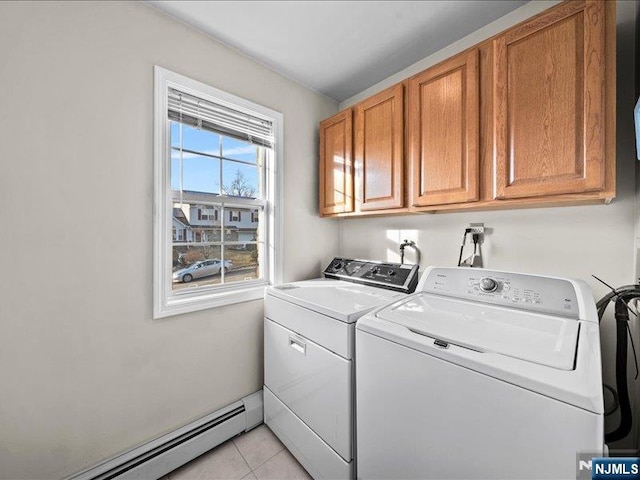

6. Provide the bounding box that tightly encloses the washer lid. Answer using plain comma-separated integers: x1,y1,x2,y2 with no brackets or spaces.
376,293,579,370
267,279,404,323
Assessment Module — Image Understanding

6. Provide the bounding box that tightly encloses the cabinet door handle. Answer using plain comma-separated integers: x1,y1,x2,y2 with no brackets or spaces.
289,335,306,355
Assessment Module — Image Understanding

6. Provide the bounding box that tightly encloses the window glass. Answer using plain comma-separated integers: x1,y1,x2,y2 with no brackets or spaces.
171,121,220,153
222,137,258,164
172,202,261,290
223,244,261,283
172,203,221,242
171,153,221,194
172,245,222,290
222,163,259,198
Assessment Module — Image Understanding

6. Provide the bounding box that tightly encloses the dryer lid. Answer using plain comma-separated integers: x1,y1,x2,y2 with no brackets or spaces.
267,279,404,323
375,293,580,370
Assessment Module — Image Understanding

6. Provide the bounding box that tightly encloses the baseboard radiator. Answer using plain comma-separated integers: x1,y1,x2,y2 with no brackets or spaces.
67,390,263,480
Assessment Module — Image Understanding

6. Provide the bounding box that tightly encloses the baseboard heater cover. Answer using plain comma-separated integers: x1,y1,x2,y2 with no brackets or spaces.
67,390,263,480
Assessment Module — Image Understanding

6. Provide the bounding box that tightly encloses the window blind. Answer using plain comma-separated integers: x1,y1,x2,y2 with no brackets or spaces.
168,87,274,148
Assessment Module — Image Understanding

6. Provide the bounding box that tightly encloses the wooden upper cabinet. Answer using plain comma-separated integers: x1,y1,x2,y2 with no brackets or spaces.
409,49,480,207
354,84,404,211
317,0,613,217
319,110,353,215
493,0,606,200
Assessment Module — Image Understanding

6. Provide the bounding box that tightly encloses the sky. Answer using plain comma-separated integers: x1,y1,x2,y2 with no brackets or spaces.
170,121,260,196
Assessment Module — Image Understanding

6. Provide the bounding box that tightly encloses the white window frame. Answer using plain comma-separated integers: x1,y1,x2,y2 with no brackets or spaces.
153,66,283,319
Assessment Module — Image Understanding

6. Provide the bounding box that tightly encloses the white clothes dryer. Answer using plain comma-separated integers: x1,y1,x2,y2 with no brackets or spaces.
264,258,419,480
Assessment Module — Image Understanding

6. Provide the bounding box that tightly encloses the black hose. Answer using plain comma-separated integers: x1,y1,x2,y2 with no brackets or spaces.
605,297,633,442
595,285,640,444
603,383,619,416
596,284,640,321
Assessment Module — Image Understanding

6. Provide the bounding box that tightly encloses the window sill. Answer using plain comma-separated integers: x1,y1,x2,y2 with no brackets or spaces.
154,282,267,319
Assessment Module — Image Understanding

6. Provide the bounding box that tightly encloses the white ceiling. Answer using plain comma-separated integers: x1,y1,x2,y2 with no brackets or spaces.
148,1,528,102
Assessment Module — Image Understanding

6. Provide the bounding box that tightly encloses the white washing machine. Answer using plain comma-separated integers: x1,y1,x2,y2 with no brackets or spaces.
264,258,419,480
356,266,604,480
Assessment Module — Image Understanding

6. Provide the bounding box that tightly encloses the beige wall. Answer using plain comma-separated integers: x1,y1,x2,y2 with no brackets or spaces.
0,2,338,478
338,0,639,450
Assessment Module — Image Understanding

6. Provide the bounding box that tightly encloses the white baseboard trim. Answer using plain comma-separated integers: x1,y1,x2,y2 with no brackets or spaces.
67,389,264,480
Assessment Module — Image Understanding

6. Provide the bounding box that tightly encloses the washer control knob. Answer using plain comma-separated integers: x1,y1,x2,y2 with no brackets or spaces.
388,270,396,276
479,277,498,293
332,260,344,271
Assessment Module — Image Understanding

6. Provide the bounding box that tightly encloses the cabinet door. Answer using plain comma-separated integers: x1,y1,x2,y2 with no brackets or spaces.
409,50,479,207
319,110,353,215
493,0,605,199
354,84,404,211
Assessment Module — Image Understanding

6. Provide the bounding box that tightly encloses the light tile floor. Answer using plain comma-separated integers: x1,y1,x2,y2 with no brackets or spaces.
162,424,312,480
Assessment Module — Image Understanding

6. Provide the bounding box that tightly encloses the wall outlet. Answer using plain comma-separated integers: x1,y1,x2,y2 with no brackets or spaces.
469,223,485,234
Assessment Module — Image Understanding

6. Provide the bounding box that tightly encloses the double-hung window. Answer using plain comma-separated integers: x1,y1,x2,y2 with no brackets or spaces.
154,67,283,318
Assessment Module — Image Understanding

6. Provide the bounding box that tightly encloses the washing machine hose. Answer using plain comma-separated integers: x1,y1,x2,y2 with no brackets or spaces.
595,284,640,443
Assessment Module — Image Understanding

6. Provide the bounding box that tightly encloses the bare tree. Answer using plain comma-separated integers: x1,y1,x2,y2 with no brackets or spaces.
223,169,256,197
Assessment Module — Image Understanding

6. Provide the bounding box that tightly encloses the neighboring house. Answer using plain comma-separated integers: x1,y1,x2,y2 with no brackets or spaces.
173,191,258,244
226,207,260,243
172,207,193,243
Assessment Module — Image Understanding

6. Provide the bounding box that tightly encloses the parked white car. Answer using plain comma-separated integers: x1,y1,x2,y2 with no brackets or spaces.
173,259,233,283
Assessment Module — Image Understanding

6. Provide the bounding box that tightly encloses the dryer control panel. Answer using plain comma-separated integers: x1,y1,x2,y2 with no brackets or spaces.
422,267,580,319
323,258,419,294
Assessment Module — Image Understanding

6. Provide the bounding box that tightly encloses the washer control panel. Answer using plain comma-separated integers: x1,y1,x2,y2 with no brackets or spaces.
423,267,580,319
323,257,420,294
